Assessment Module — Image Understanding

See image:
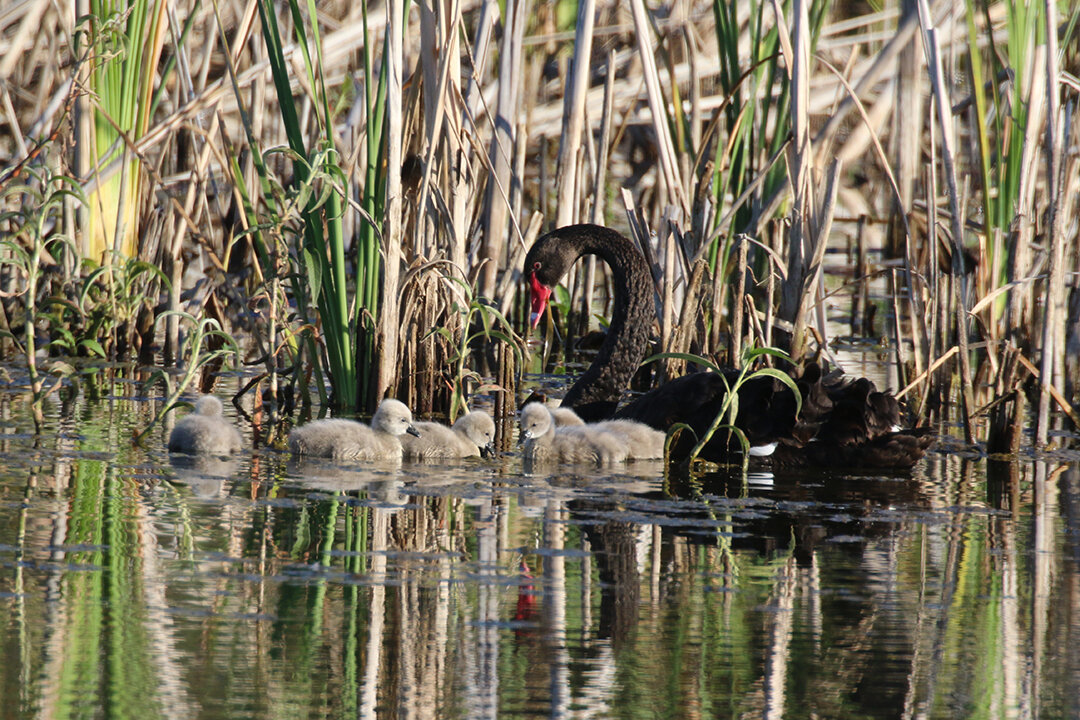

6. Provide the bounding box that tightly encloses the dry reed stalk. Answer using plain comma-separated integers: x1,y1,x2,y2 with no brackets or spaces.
495,339,516,451
985,344,1025,455
660,218,676,379
780,0,813,359
1035,0,1065,447
729,235,748,364
627,0,689,218
890,268,909,388
1008,43,1046,340
554,0,595,229
478,0,525,299
923,162,944,415
815,55,928,374
417,0,466,270
897,345,957,400
851,216,868,335
576,49,617,336
791,159,842,362
892,0,923,252
377,0,405,402
918,0,976,443
668,257,708,375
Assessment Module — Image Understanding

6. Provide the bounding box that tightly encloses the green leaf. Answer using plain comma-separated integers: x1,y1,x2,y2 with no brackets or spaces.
80,338,108,358
302,246,323,304
741,346,793,364
748,367,802,419
641,352,723,374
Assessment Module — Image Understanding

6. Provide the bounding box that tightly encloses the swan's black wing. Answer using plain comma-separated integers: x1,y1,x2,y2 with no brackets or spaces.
774,368,934,469
607,363,935,469
610,369,803,455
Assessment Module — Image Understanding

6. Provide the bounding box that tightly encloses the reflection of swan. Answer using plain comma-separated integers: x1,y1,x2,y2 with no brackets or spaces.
519,403,627,464
168,396,242,456
523,224,934,469
168,454,240,498
288,399,420,461
401,411,496,459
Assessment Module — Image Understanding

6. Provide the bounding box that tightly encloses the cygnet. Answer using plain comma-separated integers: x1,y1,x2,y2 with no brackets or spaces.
168,395,243,456
546,406,664,459
592,419,666,459
550,406,585,427
288,398,420,461
401,410,496,459
518,402,627,464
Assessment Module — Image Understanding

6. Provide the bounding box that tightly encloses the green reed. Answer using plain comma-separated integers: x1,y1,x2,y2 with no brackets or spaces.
650,346,801,472
0,166,86,430
235,0,361,411
78,0,168,264
962,0,1041,317
425,277,524,423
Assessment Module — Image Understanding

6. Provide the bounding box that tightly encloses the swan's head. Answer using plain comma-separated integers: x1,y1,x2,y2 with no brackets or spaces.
524,224,642,329
518,403,553,440
194,395,225,417
523,232,579,328
372,399,421,437
455,411,497,458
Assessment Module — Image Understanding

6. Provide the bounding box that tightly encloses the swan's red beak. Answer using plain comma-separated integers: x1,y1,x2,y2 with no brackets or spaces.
528,272,551,328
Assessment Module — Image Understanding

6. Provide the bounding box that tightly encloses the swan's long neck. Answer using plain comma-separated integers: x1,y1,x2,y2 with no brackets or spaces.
555,227,654,419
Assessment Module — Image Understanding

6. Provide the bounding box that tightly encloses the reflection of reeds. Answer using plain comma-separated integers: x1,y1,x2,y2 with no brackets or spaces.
0,1,1077,444
9,395,1080,717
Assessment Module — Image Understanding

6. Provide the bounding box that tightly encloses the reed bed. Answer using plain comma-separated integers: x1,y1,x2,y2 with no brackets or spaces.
0,0,1077,450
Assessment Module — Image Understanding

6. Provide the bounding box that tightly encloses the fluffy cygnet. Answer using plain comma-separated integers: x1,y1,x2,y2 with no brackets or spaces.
401,410,496,459
168,395,243,456
591,419,666,460
519,402,627,464
550,406,585,427
288,399,420,461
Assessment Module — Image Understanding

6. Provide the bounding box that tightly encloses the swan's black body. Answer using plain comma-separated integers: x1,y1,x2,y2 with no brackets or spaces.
524,224,934,469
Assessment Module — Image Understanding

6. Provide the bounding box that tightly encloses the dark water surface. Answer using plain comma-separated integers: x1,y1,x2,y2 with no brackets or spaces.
1,386,1079,719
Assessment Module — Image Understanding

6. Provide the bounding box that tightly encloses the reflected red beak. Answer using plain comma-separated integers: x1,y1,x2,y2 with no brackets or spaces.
528,272,552,329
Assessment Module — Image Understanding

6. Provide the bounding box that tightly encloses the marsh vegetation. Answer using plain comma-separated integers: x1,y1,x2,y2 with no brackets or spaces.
1,1,1080,715
0,0,1076,450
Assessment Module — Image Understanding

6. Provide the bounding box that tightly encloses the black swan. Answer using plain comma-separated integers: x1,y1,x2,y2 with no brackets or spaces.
523,224,935,469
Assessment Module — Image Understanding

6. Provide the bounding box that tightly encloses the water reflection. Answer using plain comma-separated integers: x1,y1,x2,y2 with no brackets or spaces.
0,393,1079,718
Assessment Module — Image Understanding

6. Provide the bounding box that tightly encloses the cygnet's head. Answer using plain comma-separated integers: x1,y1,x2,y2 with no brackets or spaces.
455,411,496,457
518,403,553,440
372,399,421,437
194,395,225,417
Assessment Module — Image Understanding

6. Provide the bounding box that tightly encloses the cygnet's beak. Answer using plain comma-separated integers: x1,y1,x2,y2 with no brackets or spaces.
406,424,421,438
480,442,496,459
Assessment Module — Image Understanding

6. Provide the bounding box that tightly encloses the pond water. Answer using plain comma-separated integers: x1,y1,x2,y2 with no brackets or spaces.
1,381,1079,719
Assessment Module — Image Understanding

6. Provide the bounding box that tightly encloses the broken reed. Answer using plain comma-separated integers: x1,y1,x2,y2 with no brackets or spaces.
0,0,1077,444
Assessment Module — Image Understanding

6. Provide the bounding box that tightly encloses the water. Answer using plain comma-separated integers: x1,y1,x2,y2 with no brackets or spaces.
1,384,1079,719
